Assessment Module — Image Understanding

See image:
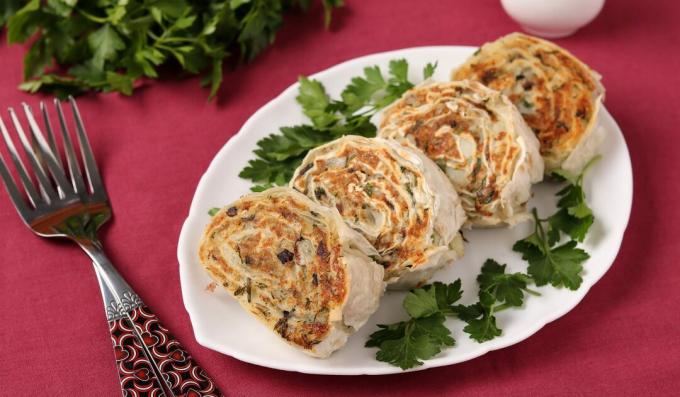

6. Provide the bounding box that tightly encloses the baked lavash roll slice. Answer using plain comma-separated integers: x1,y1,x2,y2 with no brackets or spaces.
198,187,384,358
379,80,543,227
452,32,606,174
290,135,466,290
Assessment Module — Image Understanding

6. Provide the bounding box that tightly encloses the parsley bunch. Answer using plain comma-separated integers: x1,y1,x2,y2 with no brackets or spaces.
3,0,343,98
239,59,437,191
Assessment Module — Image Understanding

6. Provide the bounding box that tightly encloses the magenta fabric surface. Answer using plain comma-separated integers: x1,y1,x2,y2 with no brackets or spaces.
1,1,679,395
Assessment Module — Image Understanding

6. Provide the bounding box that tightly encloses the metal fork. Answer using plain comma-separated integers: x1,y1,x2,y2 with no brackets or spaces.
0,98,223,397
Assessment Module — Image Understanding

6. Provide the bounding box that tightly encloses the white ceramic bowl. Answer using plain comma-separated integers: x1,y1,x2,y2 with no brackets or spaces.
501,0,605,38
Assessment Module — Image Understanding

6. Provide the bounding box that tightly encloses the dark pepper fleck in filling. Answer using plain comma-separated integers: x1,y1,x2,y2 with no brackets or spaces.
274,312,289,338
409,119,423,135
233,286,246,296
316,240,330,261
277,249,294,264
576,108,587,119
556,121,569,131
314,187,326,200
226,207,238,217
481,69,497,85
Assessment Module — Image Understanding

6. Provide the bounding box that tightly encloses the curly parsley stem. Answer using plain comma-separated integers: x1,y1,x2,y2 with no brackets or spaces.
353,106,381,118
577,155,602,185
523,287,542,296
76,8,108,23
531,208,554,259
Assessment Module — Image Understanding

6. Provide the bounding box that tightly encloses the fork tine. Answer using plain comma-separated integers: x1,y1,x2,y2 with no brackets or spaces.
35,103,57,198
40,102,63,169
28,124,50,200
9,107,59,202
22,103,74,198
68,97,106,198
54,99,87,195
0,154,31,217
0,116,41,207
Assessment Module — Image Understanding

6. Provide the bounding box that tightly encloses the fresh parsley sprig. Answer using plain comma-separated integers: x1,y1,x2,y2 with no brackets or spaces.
366,281,461,370
4,0,343,98
239,59,437,191
513,209,590,290
456,259,538,343
513,157,599,290
547,156,601,243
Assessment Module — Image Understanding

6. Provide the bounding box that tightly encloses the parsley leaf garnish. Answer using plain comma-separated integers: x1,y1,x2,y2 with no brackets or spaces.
423,61,438,79
403,286,440,318
240,60,437,190
456,259,538,343
422,280,463,316
477,259,534,307
372,315,453,370
366,280,459,370
513,230,589,290
297,77,337,129
5,0,344,98
547,156,600,242
460,308,502,343
513,157,599,290
547,208,592,244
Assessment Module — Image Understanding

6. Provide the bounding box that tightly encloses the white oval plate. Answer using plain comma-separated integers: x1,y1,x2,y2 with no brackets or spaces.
177,46,632,375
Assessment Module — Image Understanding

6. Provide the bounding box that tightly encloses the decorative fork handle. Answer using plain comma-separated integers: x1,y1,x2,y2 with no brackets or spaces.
88,245,223,397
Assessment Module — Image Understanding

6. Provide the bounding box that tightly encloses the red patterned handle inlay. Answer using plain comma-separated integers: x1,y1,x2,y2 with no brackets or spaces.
109,306,223,397
110,315,166,397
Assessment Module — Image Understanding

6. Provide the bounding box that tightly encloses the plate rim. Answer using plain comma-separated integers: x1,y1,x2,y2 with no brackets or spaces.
177,45,633,375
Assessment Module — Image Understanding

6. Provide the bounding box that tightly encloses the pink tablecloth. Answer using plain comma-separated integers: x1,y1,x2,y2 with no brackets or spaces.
1,0,679,395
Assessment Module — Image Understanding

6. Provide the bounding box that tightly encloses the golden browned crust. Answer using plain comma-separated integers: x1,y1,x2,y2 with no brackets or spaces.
452,33,604,171
290,136,466,287
199,189,347,350
379,80,543,226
